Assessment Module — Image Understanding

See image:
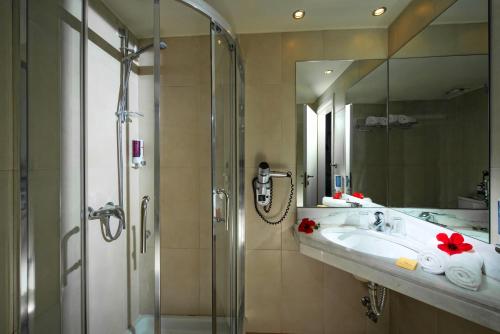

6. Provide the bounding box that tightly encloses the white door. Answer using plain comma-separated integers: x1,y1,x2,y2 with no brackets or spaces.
304,105,318,206
333,108,346,191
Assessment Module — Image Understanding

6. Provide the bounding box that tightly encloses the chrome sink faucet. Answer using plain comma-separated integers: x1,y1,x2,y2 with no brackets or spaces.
369,211,386,232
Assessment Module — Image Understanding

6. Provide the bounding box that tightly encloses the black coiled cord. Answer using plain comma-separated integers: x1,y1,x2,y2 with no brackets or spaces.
252,175,294,225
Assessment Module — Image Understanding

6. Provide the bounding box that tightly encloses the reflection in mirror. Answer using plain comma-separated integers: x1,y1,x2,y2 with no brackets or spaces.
296,60,387,209
389,0,489,242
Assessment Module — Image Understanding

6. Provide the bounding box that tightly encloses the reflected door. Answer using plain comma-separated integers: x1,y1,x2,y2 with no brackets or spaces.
304,105,318,206
211,23,237,334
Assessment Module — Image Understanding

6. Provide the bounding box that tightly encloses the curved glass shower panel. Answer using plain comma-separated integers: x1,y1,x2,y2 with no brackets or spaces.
211,24,236,334
19,0,84,333
157,0,213,333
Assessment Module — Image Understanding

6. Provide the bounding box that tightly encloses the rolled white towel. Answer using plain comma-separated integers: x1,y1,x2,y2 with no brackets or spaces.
377,117,388,126
365,116,387,127
388,114,399,124
365,116,379,126
445,252,483,291
322,197,352,208
417,247,450,274
398,115,417,124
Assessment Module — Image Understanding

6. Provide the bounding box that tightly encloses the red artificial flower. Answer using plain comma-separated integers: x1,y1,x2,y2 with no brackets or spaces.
333,192,343,199
352,192,364,199
298,218,320,234
436,233,473,255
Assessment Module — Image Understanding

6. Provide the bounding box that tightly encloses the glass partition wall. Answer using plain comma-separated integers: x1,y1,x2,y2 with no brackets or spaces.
12,0,245,333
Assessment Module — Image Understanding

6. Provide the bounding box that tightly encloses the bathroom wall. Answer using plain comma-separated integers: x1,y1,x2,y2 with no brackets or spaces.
239,29,390,334
157,34,213,316
240,2,500,332
138,32,213,317
389,292,497,334
0,1,15,333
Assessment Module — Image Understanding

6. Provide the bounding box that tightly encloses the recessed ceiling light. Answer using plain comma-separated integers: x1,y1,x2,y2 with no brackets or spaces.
372,7,387,16
292,9,305,20
324,70,334,75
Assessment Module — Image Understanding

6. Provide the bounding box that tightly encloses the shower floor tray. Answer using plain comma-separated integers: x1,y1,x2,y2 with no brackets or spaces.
133,314,229,334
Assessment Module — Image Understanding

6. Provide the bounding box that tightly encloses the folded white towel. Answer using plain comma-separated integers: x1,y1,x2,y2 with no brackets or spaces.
418,248,450,274
445,252,483,291
322,197,352,208
343,194,373,206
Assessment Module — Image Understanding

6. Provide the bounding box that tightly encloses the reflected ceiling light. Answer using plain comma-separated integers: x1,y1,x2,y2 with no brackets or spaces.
372,7,387,16
324,69,334,75
292,9,305,20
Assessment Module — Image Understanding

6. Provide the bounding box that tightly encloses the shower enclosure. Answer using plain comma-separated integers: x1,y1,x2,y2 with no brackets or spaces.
9,0,245,333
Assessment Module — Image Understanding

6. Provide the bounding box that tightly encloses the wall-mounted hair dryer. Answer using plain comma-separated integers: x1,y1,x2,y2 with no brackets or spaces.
253,162,294,225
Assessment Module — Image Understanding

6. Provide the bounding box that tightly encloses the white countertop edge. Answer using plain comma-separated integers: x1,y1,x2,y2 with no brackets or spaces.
300,242,500,332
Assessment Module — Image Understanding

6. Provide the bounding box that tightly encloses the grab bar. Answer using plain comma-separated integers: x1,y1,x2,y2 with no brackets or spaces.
214,188,230,231
140,195,150,254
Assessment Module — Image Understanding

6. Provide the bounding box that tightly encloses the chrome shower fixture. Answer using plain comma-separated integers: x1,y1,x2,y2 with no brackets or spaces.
123,41,167,61
88,203,126,242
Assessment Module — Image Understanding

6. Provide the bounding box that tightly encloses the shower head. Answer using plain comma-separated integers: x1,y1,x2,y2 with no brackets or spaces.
124,41,167,61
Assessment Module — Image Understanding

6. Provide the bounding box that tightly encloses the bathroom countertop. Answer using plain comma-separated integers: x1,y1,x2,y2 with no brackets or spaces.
294,225,500,332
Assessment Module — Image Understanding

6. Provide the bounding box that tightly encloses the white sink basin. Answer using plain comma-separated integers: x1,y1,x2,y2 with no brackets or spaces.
321,227,419,260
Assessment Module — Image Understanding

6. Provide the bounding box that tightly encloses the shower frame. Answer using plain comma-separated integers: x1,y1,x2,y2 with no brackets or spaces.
15,0,245,333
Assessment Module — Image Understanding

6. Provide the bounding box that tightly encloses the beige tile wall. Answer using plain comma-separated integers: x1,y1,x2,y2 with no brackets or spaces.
389,292,498,334
158,34,213,316
0,1,14,334
240,18,499,333
240,29,392,334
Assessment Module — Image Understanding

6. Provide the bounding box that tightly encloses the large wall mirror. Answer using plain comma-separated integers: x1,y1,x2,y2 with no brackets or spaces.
295,0,490,242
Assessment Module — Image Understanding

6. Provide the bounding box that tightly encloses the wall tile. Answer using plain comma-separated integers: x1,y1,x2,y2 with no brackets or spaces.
323,29,388,60
199,249,212,315
161,36,202,87
161,248,200,315
281,31,324,84
323,265,368,334
240,33,282,85
389,293,437,334
0,0,13,172
281,251,324,334
0,171,13,334
246,250,282,333
160,167,200,249
436,309,498,334
162,85,200,130
245,84,285,169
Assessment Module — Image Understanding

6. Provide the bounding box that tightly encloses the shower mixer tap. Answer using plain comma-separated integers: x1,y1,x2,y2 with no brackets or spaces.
88,202,126,242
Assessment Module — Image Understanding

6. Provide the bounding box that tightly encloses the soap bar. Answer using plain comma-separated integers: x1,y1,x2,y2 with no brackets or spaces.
396,257,418,270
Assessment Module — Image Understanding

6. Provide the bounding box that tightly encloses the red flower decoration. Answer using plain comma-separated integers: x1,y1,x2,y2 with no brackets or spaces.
333,192,343,199
298,218,320,234
436,233,473,255
352,192,364,199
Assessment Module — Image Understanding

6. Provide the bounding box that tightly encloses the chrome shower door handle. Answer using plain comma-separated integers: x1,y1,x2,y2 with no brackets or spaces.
214,188,230,231
140,195,150,254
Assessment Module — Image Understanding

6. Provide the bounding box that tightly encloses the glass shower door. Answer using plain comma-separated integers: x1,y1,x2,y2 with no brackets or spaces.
211,24,237,334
